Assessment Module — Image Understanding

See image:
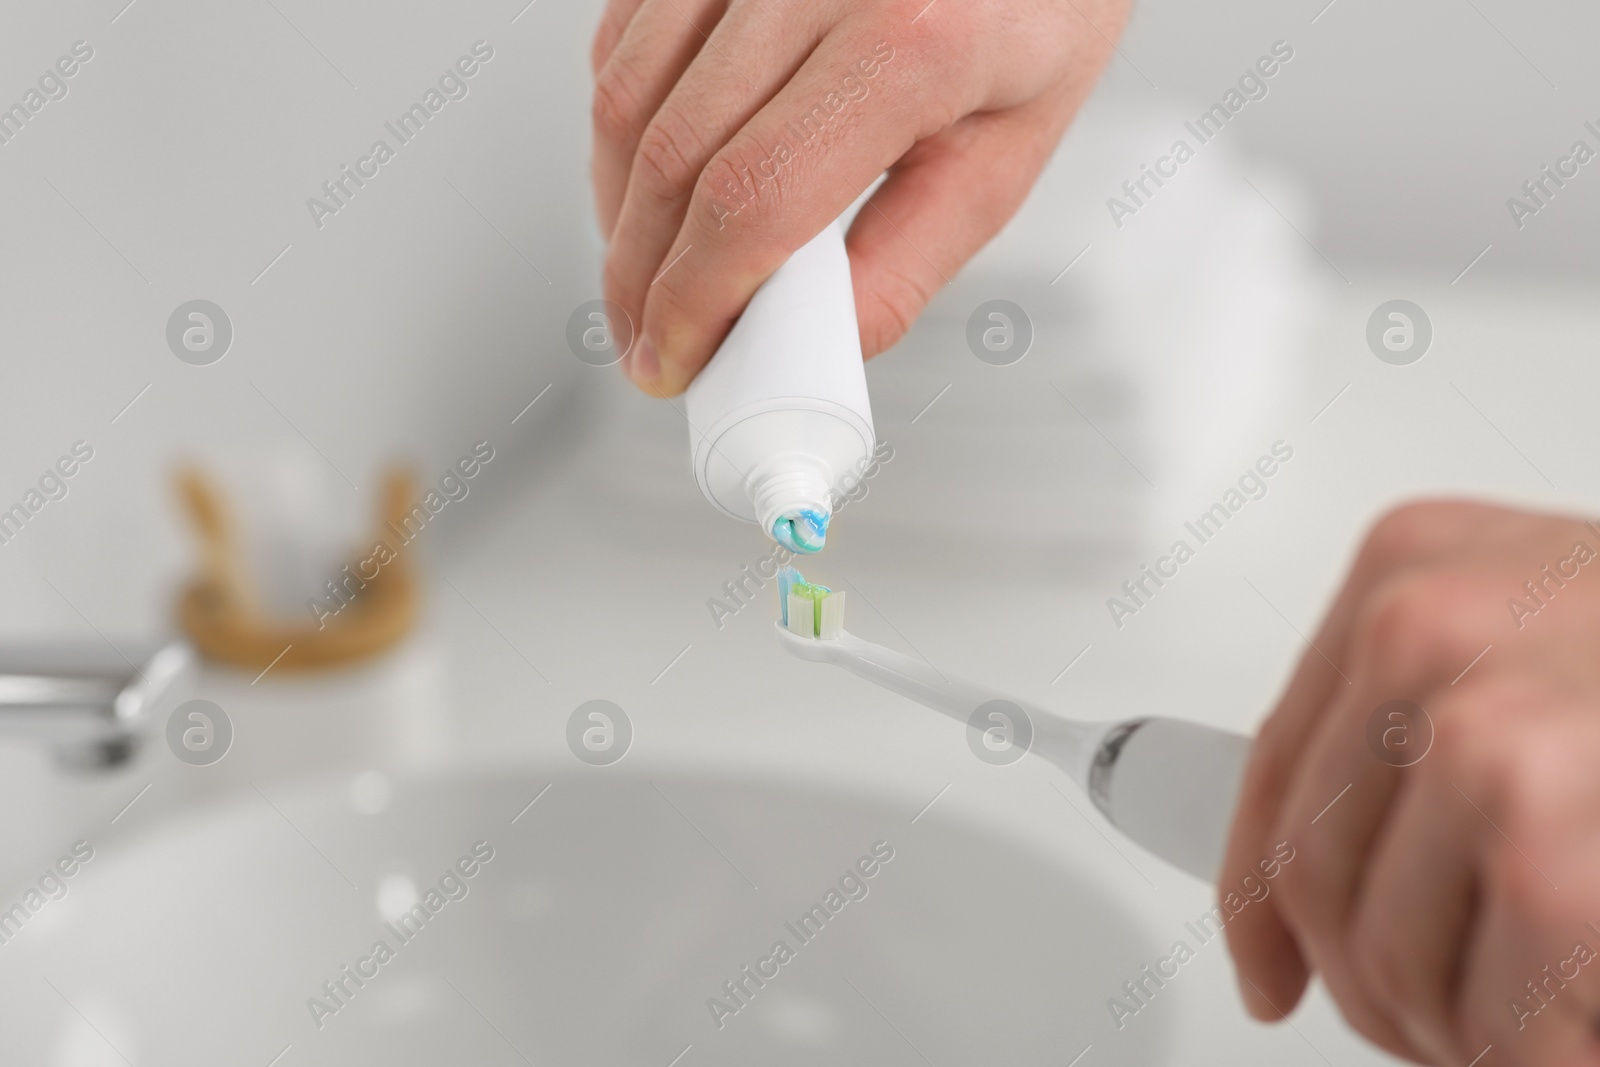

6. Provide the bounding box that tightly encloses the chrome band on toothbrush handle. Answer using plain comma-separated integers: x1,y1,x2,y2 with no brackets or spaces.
1086,716,1252,882
1086,717,1149,817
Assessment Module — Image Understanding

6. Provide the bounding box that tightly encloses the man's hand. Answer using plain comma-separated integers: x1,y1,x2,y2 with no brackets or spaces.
589,0,1130,395
1222,500,1600,1065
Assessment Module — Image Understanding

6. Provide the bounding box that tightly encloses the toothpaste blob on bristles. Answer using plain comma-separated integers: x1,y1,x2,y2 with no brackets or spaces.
772,508,829,554
778,567,845,639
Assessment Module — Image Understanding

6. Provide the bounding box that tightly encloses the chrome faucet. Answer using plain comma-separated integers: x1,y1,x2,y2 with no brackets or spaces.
0,642,197,769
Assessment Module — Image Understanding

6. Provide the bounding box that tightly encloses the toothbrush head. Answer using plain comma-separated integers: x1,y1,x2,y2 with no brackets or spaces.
777,567,845,639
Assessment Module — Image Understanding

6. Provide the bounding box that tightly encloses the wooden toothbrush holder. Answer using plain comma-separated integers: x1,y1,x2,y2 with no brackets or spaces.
174,467,420,674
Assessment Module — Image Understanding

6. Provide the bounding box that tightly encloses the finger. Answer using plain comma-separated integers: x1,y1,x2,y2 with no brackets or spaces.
1458,698,1600,1066
1269,698,1425,1060
629,27,972,395
1347,699,1484,1065
1266,565,1507,1060
1222,502,1517,1019
602,1,837,380
1223,590,1385,1018
591,0,733,238
844,94,1071,358
590,0,651,75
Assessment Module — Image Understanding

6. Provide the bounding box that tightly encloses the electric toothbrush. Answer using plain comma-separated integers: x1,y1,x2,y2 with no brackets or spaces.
774,568,1252,882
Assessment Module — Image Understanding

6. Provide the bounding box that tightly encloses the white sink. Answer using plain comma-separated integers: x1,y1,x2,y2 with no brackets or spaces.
0,767,1173,1066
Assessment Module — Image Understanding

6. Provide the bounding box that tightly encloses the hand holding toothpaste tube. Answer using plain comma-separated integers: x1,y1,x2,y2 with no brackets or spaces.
587,0,1132,395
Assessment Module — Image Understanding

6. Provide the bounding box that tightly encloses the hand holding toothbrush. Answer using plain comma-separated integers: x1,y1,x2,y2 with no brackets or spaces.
1222,500,1600,1067
588,0,1131,395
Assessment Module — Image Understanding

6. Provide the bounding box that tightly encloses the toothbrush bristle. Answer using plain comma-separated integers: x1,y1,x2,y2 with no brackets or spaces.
786,593,813,637
819,590,845,639
778,567,797,626
777,566,840,637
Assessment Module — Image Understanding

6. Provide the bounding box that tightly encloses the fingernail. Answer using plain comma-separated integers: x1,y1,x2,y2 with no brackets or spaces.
629,336,659,385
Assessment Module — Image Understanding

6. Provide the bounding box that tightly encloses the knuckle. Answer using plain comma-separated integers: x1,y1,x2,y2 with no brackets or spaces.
859,264,934,355
591,82,634,147
680,147,801,273
894,8,981,98
1432,686,1570,893
1359,501,1453,574
1354,569,1486,677
858,294,910,358
1429,689,1511,783
633,115,706,207
906,86,965,143
695,143,786,229
1356,499,1486,575
1487,715,1565,831
1358,575,1441,666
591,61,642,144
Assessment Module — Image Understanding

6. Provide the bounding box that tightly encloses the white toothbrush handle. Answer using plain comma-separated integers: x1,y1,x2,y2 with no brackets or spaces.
1087,717,1251,881
789,630,1101,779
828,633,1022,722
776,624,1252,881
